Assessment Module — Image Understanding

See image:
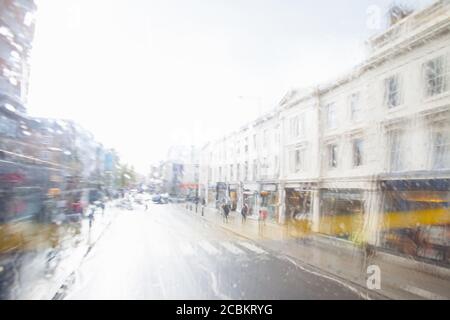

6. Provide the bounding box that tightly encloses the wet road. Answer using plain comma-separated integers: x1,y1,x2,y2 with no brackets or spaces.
64,203,365,300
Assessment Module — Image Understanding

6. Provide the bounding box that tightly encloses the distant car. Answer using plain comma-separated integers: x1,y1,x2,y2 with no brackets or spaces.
152,194,169,204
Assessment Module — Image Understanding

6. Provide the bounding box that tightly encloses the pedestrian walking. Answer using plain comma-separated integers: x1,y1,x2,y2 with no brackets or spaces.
258,207,268,234
241,203,248,224
88,206,95,230
201,198,206,216
100,202,105,216
222,203,230,223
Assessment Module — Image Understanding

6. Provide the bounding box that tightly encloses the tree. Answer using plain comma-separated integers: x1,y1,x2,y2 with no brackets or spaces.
117,163,137,188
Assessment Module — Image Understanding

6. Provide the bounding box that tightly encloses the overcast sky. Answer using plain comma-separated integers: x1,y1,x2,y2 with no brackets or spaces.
27,0,433,173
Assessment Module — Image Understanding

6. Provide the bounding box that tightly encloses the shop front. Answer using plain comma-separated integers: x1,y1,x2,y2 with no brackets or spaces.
242,183,259,218
207,184,216,207
216,182,228,207
379,178,450,266
228,184,239,211
259,184,279,222
285,185,314,221
319,189,365,243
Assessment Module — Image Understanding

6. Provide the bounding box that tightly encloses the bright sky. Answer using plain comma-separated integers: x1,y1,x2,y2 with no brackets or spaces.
27,0,432,173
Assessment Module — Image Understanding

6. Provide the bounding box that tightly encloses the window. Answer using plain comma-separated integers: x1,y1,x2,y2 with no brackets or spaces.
385,75,401,108
290,147,304,173
352,138,364,167
388,130,403,172
325,103,337,129
263,130,269,148
350,93,362,122
244,137,249,153
290,116,299,138
218,167,222,181
243,161,248,181
253,134,257,149
237,164,240,181
230,164,234,180
432,127,450,170
274,155,279,176
294,149,303,172
424,56,448,97
262,157,268,176
328,144,338,169
253,160,258,180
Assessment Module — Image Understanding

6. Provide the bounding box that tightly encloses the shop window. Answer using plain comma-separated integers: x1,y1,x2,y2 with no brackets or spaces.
424,55,448,97
319,190,365,241
381,186,450,264
385,74,401,108
285,189,312,220
260,190,279,221
352,138,364,167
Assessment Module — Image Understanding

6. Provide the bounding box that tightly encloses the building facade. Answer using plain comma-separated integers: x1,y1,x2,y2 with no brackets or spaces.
199,0,450,266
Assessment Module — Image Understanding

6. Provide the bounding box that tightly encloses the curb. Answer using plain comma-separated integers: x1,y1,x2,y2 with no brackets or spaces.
176,205,389,300
51,212,117,300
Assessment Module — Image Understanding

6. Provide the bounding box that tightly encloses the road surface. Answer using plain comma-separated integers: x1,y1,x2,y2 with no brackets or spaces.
63,203,366,300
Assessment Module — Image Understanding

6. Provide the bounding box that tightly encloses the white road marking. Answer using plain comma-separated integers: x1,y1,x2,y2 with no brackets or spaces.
283,256,370,300
199,241,220,255
238,242,267,254
209,270,230,300
402,285,448,300
198,264,230,300
220,242,245,255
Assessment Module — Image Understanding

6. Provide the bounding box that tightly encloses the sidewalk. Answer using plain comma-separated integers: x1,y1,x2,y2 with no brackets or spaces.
15,202,120,300
180,204,450,300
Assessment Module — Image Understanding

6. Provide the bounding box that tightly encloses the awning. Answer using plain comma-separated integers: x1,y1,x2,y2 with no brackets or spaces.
380,179,450,191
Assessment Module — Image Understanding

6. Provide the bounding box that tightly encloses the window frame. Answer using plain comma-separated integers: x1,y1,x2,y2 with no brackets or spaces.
349,92,362,122
327,143,338,169
385,74,401,109
423,55,448,98
352,138,364,168
387,129,404,172
325,103,337,129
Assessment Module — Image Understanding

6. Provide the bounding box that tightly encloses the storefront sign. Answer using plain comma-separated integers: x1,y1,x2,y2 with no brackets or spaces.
261,184,277,192
285,183,316,191
380,179,450,191
216,182,227,190
243,183,259,191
